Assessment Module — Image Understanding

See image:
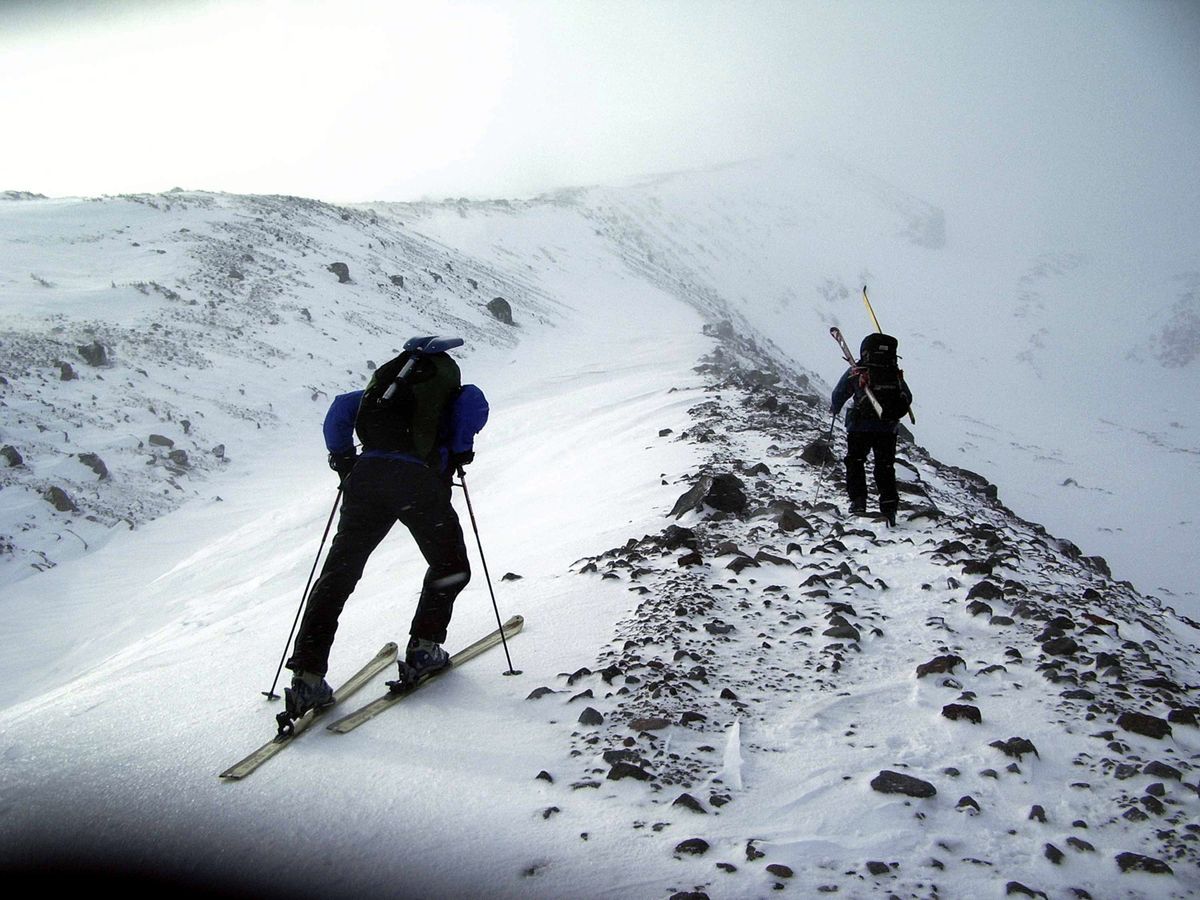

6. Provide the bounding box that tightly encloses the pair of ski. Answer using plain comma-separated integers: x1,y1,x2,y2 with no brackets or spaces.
219,614,523,780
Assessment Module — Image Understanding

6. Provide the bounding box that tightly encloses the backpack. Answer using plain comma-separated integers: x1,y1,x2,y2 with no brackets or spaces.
854,333,911,423
354,350,462,462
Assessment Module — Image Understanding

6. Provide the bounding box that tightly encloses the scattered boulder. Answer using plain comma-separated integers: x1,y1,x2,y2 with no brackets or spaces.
800,437,836,466
990,737,1039,760
870,770,937,798
1042,636,1080,657
77,453,109,479
578,707,604,726
607,761,652,781
916,655,965,678
149,434,175,448
1116,711,1172,740
43,486,78,513
672,793,707,814
942,704,982,724
77,341,110,367
1,445,23,467
1114,852,1172,875
674,838,710,856
487,297,514,325
327,262,351,283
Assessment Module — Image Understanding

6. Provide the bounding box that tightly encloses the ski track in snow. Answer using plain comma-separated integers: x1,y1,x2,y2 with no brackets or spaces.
0,180,1198,899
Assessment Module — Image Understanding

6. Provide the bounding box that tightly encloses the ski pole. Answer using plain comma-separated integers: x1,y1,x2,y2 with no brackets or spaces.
809,412,837,505
262,485,343,700
455,469,521,676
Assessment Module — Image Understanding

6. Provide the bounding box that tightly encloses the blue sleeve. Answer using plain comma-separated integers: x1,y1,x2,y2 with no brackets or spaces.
448,385,489,453
830,369,855,415
323,391,363,454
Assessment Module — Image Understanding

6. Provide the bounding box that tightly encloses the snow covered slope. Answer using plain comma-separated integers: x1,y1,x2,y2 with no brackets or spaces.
1,170,1198,899
514,150,1199,613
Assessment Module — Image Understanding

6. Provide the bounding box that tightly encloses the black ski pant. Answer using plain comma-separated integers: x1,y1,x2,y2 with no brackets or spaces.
287,457,470,677
844,430,899,515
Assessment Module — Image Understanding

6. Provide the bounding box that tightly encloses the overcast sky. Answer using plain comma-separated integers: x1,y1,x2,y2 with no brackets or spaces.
2,0,1197,248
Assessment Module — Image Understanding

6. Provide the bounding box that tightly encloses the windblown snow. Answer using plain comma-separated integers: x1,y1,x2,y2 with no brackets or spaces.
1,156,1197,899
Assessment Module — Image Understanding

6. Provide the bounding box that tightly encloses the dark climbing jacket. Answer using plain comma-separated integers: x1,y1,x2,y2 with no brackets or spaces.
831,334,912,434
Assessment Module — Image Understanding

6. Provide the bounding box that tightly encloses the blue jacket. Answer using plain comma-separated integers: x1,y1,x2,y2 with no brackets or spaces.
831,367,908,434
323,385,489,473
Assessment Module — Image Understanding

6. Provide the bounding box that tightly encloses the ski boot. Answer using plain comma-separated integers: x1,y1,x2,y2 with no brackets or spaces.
388,637,451,693
277,670,335,736
849,498,867,517
880,500,898,528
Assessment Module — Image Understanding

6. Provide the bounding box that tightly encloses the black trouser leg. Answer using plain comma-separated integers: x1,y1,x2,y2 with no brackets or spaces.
844,432,870,504
397,476,470,644
287,480,396,676
286,458,471,675
872,433,899,514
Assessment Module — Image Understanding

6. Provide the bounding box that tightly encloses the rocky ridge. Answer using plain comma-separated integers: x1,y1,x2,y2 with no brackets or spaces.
523,325,1199,898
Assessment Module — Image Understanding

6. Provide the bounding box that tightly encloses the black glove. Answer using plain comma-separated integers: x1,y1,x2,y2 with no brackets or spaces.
328,449,358,484
448,451,474,475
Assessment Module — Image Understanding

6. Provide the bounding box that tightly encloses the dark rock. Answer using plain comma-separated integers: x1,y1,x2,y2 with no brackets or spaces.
766,864,793,878
501,572,523,581
662,525,699,550
1028,805,1047,823
487,297,514,325
674,838,710,856
1168,707,1198,726
706,473,748,513
1042,636,1081,656
916,655,965,678
956,795,981,813
1044,843,1064,865
578,707,604,726
607,761,651,781
629,716,670,732
800,437,836,466
59,361,77,380
967,580,1004,601
1143,761,1182,781
966,600,993,617
672,792,707,814
746,841,766,861
535,770,553,783
865,861,890,875
1114,852,1172,875
389,274,405,287
824,624,861,641
327,262,351,283
526,687,560,700
870,770,936,798
942,704,982,724
990,737,1039,759
2,445,24,467
168,449,190,468
1006,882,1048,898
670,475,714,518
77,341,109,366
149,434,174,448
1065,837,1095,853
43,486,79,513
78,451,110,477
1117,711,1172,740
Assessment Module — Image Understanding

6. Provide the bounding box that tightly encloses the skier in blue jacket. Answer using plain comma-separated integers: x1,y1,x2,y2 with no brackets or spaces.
284,338,488,718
